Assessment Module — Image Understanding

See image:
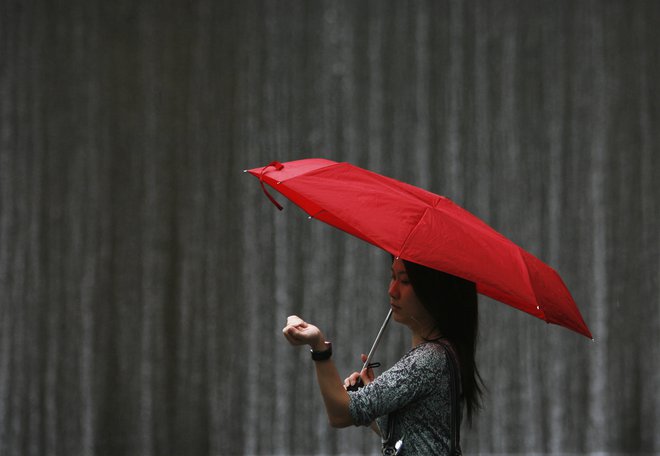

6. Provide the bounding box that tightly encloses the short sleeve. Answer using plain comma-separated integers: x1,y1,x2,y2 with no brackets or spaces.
348,343,448,426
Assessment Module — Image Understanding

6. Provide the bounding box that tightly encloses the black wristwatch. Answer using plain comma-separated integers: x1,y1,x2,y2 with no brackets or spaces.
310,341,332,361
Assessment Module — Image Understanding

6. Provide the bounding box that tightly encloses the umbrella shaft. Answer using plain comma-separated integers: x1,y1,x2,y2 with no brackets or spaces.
361,308,393,371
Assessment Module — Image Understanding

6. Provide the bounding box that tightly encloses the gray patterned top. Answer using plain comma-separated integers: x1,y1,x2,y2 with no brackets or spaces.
348,342,461,455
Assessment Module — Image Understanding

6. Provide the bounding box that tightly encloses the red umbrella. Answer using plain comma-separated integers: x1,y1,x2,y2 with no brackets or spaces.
246,158,592,339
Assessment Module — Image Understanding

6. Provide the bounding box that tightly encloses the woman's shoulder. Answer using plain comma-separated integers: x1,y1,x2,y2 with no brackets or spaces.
404,341,450,369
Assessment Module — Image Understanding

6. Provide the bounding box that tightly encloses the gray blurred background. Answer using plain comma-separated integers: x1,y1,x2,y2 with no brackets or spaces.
1,0,659,455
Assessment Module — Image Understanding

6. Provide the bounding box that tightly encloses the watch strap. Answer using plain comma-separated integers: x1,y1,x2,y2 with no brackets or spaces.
310,341,332,361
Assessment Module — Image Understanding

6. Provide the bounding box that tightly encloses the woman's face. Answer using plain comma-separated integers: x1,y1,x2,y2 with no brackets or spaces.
388,259,435,331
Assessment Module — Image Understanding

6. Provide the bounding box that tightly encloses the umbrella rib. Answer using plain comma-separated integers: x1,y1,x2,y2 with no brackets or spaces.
515,247,546,322
400,203,547,323
396,207,430,259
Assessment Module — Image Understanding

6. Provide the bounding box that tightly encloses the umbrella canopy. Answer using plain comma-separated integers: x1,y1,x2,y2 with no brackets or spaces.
246,158,592,339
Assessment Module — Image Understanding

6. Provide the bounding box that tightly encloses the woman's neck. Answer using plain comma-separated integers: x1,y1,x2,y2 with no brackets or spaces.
411,327,443,347
412,334,426,347
407,315,442,347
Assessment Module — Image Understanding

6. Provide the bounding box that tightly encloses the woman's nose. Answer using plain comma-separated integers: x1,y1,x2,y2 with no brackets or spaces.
388,280,398,299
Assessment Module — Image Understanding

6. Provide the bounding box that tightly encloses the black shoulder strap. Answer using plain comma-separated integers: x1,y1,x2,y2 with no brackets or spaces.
438,340,462,456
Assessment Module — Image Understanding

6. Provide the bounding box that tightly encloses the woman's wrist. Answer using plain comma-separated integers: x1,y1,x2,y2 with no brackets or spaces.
310,337,328,352
310,341,333,361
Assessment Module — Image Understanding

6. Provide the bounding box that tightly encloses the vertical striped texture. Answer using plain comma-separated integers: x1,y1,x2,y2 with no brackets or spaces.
1,0,659,454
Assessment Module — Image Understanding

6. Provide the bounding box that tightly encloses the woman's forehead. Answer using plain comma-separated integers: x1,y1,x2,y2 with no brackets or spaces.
391,258,407,272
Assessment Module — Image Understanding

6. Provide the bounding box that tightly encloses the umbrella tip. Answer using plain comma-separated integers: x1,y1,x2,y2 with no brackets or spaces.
243,169,248,173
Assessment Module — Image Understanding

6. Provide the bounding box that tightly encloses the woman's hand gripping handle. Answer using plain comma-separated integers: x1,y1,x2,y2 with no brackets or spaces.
344,354,378,391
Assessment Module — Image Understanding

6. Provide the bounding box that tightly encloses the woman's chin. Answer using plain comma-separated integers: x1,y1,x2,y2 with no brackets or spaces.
390,309,405,323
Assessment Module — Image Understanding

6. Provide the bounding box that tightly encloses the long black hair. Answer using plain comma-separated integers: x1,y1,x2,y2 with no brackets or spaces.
402,259,484,424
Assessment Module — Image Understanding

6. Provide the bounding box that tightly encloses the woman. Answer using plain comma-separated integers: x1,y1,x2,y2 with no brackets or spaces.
283,258,483,455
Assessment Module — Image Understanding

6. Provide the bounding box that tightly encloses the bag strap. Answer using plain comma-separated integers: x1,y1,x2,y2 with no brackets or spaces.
438,340,462,456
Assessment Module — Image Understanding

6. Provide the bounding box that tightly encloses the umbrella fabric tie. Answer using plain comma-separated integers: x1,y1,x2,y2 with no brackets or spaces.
259,161,285,210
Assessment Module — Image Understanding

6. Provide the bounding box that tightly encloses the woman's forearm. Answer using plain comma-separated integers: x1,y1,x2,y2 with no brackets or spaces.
283,317,355,428
311,342,354,428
